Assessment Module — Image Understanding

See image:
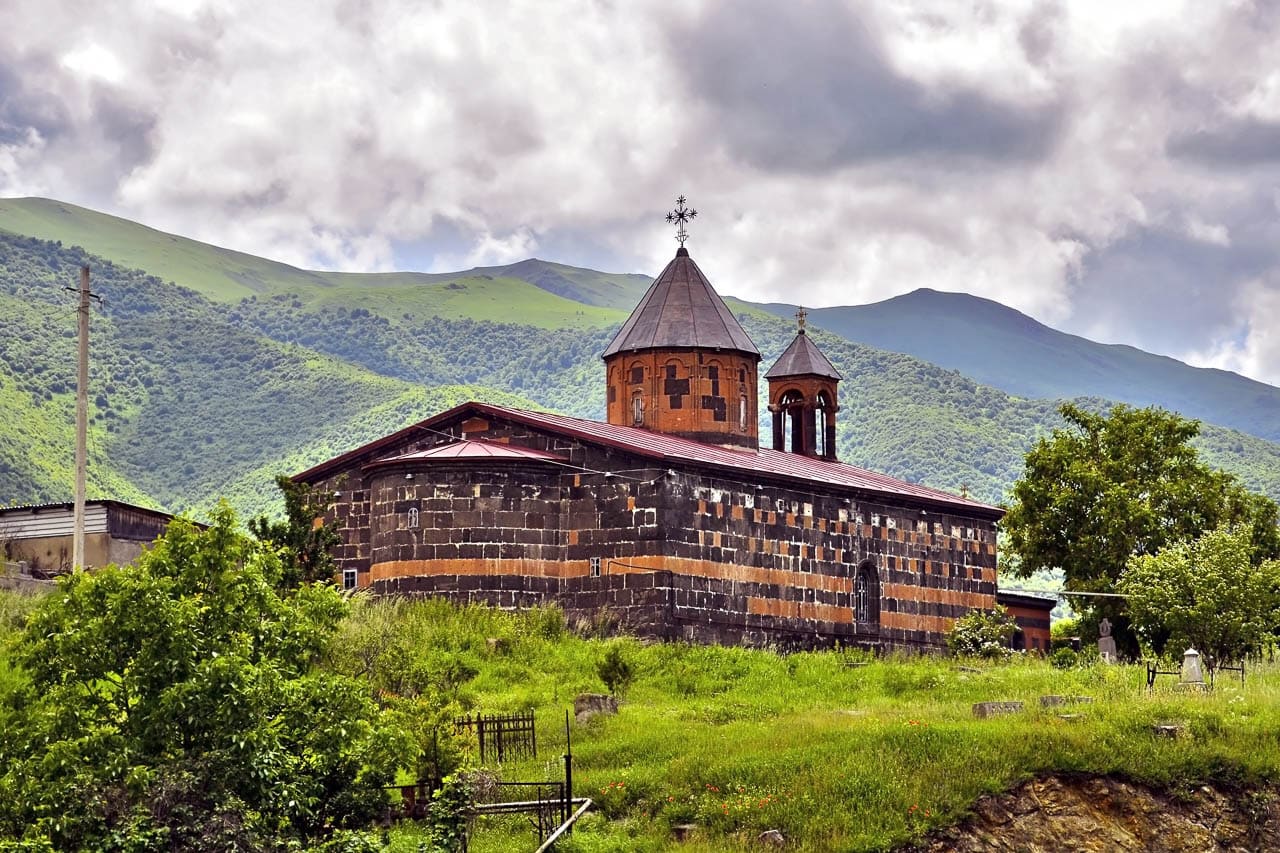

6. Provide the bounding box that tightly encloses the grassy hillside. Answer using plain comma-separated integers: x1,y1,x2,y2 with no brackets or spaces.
5,590,1279,851
0,197,336,301
0,233,544,517
0,198,644,327
765,289,1280,444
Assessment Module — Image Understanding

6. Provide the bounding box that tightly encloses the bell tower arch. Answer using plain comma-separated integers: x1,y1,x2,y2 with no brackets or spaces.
765,310,841,460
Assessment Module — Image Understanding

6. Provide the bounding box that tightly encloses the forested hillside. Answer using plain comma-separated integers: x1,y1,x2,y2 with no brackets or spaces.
3,221,1280,521
0,234,539,517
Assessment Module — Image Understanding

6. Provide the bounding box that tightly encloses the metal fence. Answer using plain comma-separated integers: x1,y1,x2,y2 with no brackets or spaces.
455,710,537,763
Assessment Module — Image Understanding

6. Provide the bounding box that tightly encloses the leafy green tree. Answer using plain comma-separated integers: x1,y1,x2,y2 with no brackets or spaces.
250,474,342,589
1003,403,1280,654
0,504,408,851
1120,525,1280,664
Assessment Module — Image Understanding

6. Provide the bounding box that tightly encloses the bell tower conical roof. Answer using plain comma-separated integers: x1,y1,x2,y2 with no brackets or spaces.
602,248,760,358
764,327,842,380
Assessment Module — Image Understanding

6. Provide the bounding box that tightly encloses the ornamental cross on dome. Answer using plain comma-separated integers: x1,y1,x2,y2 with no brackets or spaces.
665,195,697,247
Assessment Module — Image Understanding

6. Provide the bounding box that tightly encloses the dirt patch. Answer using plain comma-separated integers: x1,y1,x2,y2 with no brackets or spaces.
905,774,1280,852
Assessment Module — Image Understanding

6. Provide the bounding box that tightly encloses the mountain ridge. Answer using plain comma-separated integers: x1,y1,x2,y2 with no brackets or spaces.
759,287,1280,443
2,198,1278,518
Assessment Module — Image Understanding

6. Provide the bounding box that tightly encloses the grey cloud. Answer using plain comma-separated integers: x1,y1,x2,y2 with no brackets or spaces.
0,54,73,143
88,84,157,175
1168,118,1280,166
1065,226,1277,354
1017,4,1061,66
666,0,1062,173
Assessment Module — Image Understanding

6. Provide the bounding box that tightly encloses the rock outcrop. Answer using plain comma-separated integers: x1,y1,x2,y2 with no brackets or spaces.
908,775,1279,852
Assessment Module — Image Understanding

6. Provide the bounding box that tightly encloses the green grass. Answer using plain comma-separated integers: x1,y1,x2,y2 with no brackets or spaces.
0,197,336,301
0,198,637,326
318,598,1280,852
295,277,626,329
5,588,1279,851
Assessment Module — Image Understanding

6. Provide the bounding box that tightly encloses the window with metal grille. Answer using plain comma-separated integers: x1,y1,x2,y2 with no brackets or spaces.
589,557,601,577
342,568,358,591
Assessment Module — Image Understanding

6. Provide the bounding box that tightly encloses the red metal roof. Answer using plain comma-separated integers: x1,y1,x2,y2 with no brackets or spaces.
368,439,565,467
296,401,1003,518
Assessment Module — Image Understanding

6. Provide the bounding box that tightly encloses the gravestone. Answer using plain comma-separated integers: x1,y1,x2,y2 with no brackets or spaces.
973,701,1024,718
1097,617,1117,664
574,693,618,723
1181,648,1204,685
758,829,786,847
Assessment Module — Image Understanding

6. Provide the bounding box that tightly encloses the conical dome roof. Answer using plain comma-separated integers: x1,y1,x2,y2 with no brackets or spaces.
602,248,760,358
765,329,841,380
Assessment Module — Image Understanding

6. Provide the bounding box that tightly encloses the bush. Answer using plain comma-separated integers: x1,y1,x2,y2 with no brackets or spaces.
1049,647,1079,669
598,642,635,697
947,606,1016,659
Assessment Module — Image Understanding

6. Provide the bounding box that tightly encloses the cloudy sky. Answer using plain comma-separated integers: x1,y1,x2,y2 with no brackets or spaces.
3,0,1279,384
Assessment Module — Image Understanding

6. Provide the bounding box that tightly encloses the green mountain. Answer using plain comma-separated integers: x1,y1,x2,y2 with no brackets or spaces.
759,289,1280,444
2,197,1279,519
0,197,642,329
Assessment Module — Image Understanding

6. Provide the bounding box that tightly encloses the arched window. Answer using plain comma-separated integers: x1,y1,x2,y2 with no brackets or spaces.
407,507,420,529
739,395,748,430
780,389,804,453
632,392,644,425
855,562,880,624
815,392,832,457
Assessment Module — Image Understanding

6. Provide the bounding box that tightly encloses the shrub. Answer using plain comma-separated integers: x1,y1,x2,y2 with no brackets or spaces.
947,606,1016,659
1049,647,1079,669
598,642,635,697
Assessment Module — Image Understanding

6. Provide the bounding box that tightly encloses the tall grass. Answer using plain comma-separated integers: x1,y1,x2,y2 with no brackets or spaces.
7,589,1278,851
333,598,1280,852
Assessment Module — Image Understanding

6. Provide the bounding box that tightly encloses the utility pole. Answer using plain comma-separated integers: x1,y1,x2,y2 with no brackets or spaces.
68,266,98,570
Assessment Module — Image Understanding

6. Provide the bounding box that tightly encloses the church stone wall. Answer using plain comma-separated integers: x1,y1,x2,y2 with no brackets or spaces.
311,414,997,651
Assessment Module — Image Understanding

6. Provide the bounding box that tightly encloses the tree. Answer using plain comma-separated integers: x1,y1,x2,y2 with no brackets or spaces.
1120,525,1280,665
250,474,342,589
1002,403,1279,655
0,504,408,851
597,642,635,696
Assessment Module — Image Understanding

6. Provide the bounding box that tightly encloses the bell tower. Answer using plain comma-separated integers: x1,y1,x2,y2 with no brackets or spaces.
765,310,841,460
601,197,762,449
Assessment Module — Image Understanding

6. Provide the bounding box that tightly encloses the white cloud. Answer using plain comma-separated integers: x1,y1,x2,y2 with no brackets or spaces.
2,0,1279,385
1185,280,1280,386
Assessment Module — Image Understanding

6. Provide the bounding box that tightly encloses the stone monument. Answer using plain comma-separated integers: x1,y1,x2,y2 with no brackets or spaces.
1097,617,1117,664
1181,648,1204,685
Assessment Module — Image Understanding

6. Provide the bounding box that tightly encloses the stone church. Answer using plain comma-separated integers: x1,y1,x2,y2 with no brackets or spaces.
297,231,1049,651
